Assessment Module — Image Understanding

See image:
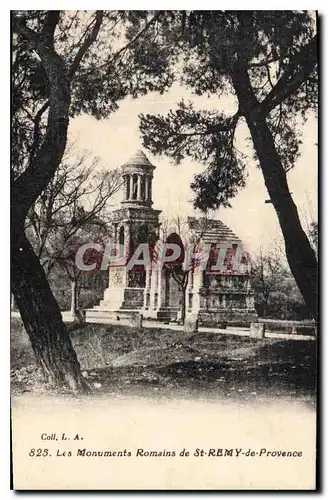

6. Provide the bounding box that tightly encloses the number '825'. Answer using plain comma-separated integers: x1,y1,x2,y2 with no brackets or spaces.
29,448,49,457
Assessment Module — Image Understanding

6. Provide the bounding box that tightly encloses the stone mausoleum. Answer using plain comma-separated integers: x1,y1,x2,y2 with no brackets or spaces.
86,150,257,326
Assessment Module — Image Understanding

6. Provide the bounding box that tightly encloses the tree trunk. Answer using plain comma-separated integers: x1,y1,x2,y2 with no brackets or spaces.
11,12,103,392
11,294,17,311
179,271,189,325
246,117,317,320
12,229,89,393
231,64,318,321
180,288,187,325
70,279,84,324
262,293,270,318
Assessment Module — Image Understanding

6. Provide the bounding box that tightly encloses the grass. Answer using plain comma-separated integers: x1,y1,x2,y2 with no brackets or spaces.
11,318,316,405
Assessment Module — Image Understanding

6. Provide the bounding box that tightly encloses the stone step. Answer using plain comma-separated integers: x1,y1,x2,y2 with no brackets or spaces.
85,308,143,324
156,308,179,322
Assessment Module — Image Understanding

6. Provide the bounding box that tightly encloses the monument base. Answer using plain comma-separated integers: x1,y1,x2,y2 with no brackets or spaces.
85,308,143,325
97,286,145,310
197,308,258,327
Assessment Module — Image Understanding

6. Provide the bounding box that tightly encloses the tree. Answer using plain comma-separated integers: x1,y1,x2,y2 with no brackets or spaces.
25,144,121,322
12,10,170,390
251,242,309,320
138,11,318,320
251,244,288,317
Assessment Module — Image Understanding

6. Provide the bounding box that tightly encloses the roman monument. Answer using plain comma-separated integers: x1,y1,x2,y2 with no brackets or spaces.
86,150,257,326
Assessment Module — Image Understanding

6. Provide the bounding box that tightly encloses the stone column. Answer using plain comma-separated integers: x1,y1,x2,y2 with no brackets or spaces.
132,174,138,200
124,175,129,200
143,266,152,310
129,174,133,200
113,223,118,242
146,266,152,288
124,222,132,265
147,176,152,202
156,266,164,309
137,174,142,200
146,176,150,201
141,175,146,200
149,264,159,310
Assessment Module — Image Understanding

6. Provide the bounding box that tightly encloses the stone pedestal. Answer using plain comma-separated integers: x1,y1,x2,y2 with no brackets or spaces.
184,314,199,333
250,322,265,339
129,313,143,328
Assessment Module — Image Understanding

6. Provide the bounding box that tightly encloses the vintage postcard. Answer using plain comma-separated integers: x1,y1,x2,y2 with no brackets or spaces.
11,10,318,490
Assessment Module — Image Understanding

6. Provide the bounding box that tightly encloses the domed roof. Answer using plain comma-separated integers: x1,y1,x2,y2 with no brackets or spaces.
122,150,154,169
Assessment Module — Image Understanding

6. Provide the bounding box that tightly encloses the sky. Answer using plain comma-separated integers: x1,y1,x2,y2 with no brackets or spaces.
68,84,318,256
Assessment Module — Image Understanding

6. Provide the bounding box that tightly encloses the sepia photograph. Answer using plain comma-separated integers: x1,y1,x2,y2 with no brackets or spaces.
10,9,318,490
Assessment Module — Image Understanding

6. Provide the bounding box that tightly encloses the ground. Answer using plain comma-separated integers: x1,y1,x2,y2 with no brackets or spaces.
11,317,316,407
